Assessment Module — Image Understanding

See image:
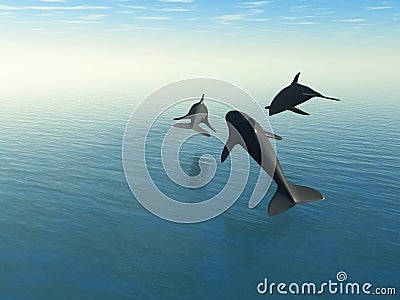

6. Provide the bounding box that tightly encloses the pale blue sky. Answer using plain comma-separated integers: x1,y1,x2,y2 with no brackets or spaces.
0,0,399,97
0,0,399,37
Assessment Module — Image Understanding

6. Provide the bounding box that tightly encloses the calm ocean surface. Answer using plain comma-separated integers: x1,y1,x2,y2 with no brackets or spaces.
0,89,398,299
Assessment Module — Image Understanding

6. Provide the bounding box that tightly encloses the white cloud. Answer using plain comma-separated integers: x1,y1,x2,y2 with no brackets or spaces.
158,0,194,3
116,11,134,14
120,4,193,12
158,7,192,12
214,14,268,24
9,20,42,24
319,11,334,15
81,14,106,21
248,9,264,14
136,16,170,20
141,27,169,30
115,25,168,31
365,6,391,10
290,5,308,12
0,5,109,11
343,26,362,30
214,14,245,25
332,19,366,23
282,15,314,20
244,18,269,22
237,1,269,8
36,12,63,16
189,29,212,33
59,20,101,24
285,21,319,25
122,5,148,10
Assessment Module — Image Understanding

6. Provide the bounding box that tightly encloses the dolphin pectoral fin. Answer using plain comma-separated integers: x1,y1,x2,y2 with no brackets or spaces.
173,113,189,120
203,118,216,133
206,123,216,133
265,105,271,109
302,93,340,101
199,132,211,137
319,94,340,101
221,146,230,163
221,134,240,162
263,130,283,140
173,123,192,129
289,107,310,115
193,124,210,137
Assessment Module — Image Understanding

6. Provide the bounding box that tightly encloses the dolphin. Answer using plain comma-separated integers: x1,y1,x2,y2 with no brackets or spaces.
265,72,340,116
221,110,324,216
173,94,216,137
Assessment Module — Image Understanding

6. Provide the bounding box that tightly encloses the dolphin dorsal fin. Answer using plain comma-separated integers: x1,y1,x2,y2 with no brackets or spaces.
291,72,300,85
199,94,204,104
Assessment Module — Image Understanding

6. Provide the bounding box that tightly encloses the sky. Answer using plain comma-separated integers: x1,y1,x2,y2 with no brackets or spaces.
0,0,399,97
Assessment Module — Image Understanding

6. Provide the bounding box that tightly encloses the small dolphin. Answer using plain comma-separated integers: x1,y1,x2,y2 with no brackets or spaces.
265,72,340,116
173,94,216,137
221,110,324,216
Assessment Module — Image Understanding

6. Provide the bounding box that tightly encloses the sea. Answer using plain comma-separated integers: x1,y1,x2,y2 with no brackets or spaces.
0,87,398,299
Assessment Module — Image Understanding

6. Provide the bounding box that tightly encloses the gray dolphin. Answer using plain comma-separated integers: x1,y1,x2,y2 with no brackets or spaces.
221,110,324,216
265,72,340,116
173,94,216,137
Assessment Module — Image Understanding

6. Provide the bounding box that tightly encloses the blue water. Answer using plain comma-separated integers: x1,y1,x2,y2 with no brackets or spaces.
0,91,399,299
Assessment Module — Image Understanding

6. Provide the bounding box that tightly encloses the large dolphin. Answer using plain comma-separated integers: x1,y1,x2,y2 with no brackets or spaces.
265,72,340,116
221,110,324,216
173,94,216,137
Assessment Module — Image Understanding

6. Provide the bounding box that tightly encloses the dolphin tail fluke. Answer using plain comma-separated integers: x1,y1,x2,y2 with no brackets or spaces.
268,183,324,216
268,186,296,216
